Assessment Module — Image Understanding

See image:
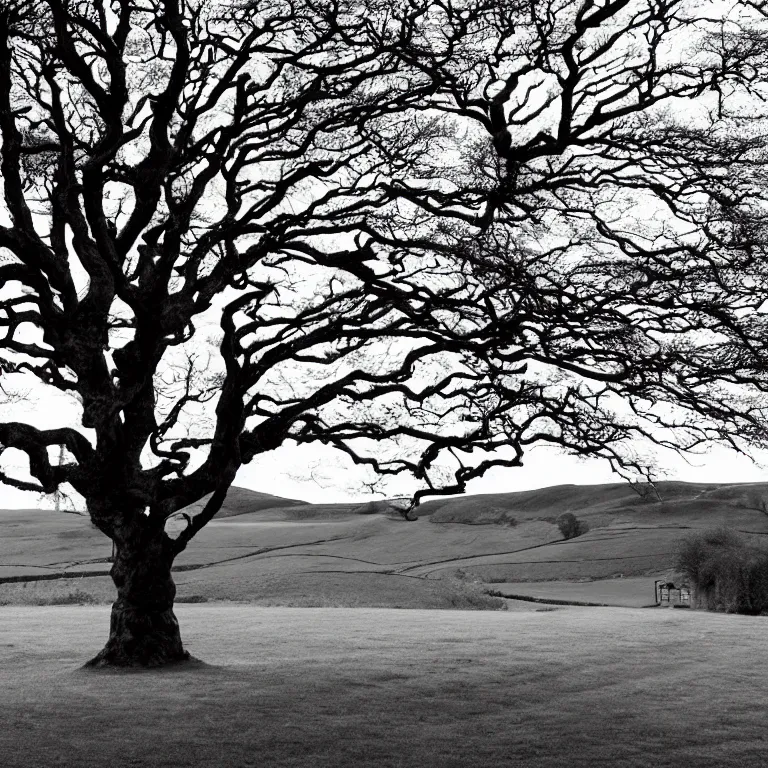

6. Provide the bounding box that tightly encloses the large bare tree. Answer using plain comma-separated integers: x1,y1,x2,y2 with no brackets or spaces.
0,0,766,667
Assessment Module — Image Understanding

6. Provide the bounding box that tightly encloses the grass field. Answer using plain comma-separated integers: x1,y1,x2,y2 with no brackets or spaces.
491,577,661,606
1,604,767,768
3,483,768,766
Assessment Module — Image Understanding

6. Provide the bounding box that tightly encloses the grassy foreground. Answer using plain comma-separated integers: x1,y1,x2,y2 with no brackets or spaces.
1,605,766,767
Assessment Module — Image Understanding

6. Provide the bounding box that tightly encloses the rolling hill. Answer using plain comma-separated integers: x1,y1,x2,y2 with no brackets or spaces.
415,481,768,525
3,480,768,609
179,486,309,518
175,486,402,521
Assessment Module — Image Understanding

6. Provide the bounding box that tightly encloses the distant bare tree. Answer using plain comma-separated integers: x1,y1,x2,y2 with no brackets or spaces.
0,0,767,667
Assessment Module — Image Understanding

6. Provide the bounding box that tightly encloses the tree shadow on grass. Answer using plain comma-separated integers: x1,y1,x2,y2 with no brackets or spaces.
75,655,217,674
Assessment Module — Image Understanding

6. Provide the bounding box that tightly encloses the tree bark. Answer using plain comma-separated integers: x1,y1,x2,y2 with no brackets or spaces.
85,526,190,668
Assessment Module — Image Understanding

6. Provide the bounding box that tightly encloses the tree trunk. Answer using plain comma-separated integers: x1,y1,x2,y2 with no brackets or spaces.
85,527,190,668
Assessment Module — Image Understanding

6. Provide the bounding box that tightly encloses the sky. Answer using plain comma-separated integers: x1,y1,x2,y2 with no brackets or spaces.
7,273,766,512
234,440,768,504
4,427,767,510
2,365,768,511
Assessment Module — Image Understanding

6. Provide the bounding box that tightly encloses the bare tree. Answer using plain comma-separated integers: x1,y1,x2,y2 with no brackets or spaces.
0,0,766,667
0,0,458,666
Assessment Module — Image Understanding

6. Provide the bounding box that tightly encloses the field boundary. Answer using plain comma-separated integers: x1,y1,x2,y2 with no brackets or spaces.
0,570,111,585
0,533,359,586
486,589,657,609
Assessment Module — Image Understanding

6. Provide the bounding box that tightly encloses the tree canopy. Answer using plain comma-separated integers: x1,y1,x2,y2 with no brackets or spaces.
376,0,768,501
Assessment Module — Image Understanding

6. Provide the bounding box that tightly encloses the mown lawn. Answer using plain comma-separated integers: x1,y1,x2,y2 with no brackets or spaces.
1,605,766,767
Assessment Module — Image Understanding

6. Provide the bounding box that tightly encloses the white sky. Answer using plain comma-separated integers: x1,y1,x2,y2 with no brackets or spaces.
3,418,766,510
235,440,768,505
6,227,763,513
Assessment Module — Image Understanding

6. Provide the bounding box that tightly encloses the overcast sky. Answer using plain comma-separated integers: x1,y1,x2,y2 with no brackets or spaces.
3,425,765,510
235,440,768,505
2,252,766,510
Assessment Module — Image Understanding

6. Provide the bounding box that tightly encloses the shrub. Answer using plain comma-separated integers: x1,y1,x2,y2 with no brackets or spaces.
45,588,98,606
677,527,768,615
556,512,589,540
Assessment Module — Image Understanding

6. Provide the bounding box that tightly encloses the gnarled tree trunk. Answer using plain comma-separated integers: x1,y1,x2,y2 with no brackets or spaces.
86,526,190,668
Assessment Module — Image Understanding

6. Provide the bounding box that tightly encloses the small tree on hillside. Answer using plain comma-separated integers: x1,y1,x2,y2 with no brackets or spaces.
556,513,589,541
0,0,768,667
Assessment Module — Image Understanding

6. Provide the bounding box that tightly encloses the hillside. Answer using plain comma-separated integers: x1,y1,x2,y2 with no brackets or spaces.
3,480,768,609
180,486,309,518
177,487,403,521
415,481,768,525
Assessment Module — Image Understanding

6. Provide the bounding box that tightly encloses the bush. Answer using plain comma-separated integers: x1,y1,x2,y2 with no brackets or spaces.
556,512,589,540
37,588,98,606
677,527,768,615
